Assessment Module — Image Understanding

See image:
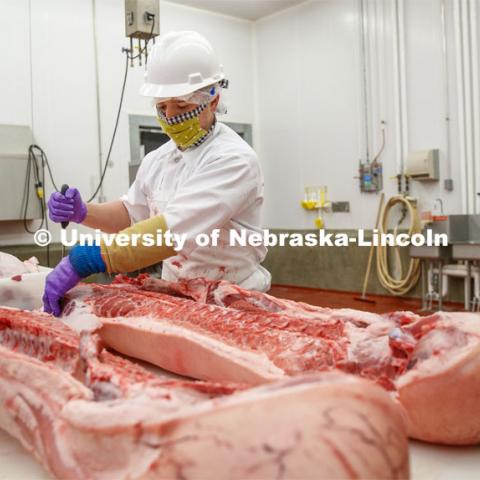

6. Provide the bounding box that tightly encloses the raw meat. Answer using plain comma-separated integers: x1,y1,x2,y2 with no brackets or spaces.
187,279,480,446
0,251,39,278
0,306,409,480
62,276,480,445
388,312,480,446
63,282,347,384
0,252,46,310
0,271,49,311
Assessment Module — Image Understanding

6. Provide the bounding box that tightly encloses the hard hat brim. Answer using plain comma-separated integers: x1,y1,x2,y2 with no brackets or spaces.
140,74,225,100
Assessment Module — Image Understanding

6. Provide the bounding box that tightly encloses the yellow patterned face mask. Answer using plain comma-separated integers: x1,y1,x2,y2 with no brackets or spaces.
156,103,209,150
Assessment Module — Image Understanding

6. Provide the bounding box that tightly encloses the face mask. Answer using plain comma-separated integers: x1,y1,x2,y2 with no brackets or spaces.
157,103,209,151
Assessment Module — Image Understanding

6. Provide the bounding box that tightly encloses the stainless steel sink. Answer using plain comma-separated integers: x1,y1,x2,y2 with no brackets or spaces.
413,214,480,311
409,244,451,260
452,244,480,260
427,214,480,244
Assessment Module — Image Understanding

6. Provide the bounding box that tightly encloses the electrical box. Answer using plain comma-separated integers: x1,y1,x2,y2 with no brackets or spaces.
406,149,439,181
0,125,41,221
358,160,383,193
125,0,159,39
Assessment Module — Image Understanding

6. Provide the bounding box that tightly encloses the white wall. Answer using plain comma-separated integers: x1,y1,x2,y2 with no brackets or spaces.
256,0,367,229
0,1,31,127
255,0,480,230
392,0,464,215
0,0,254,245
1,0,479,247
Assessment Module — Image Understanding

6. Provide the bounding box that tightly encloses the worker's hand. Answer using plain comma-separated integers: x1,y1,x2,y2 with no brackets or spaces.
43,256,82,317
47,187,87,224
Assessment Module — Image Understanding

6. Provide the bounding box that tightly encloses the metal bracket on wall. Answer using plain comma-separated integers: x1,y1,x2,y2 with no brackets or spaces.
332,202,350,213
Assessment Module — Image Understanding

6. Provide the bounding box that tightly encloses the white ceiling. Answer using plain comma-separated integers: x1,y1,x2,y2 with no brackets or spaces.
166,0,307,21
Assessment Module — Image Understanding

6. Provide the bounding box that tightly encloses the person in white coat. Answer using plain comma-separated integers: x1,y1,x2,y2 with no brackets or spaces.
43,30,271,316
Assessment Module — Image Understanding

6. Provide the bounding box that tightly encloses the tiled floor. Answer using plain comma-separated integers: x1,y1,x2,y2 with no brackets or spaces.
268,284,465,314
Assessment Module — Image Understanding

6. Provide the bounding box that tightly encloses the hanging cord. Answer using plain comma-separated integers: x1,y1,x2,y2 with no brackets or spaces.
375,196,421,295
22,145,56,266
22,145,58,234
29,145,59,191
87,52,129,202
88,15,156,202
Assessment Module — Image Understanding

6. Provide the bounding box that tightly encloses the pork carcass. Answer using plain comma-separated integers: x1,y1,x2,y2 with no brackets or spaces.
0,252,47,311
190,278,480,446
60,276,480,445
0,306,409,480
0,251,39,278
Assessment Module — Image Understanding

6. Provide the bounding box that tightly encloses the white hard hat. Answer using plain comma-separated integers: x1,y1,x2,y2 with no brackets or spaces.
140,31,226,99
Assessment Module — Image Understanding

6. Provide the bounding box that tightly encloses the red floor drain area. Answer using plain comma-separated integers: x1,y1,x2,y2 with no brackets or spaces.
267,285,465,314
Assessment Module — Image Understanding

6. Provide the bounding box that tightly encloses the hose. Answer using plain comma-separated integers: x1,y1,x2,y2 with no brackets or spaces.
375,195,421,295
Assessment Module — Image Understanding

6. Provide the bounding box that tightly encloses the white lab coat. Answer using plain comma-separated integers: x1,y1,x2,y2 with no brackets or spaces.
121,122,271,292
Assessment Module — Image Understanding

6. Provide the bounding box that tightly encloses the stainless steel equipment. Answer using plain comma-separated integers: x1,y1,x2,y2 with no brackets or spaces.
124,0,160,66
411,215,480,312
427,214,478,243
0,125,42,221
125,0,159,39
410,244,451,311
449,215,480,311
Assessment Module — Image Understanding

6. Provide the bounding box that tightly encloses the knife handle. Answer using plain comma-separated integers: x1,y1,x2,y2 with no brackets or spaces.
60,184,69,229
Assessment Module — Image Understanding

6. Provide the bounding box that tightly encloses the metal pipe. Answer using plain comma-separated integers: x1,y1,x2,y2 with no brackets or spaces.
376,0,387,125
434,198,444,214
421,260,427,310
130,37,134,67
440,0,453,187
397,0,408,176
359,0,371,162
371,0,385,156
376,0,389,166
391,0,408,184
28,0,35,140
392,0,403,178
368,0,377,148
467,260,472,310
438,260,443,311
461,0,474,214
91,0,105,202
453,0,468,213
469,0,479,214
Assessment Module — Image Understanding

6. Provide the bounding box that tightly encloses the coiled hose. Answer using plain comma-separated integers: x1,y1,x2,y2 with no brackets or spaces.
376,196,421,296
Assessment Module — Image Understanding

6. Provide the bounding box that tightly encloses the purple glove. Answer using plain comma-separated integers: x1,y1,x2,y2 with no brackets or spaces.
43,256,82,317
47,187,87,224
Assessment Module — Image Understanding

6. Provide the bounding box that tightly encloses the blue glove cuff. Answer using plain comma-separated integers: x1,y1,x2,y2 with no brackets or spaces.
69,244,106,278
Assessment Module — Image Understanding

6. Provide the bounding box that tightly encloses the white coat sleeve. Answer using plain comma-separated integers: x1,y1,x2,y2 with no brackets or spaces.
163,153,260,255
120,154,153,224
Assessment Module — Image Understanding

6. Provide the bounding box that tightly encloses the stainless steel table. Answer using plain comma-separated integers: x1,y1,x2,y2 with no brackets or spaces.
409,245,451,311
451,242,480,311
